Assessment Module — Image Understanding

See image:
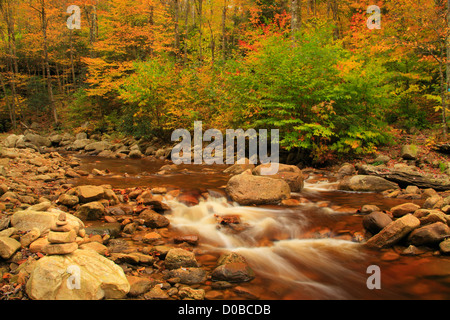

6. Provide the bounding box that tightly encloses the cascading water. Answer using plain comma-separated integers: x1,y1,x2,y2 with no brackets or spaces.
165,195,368,299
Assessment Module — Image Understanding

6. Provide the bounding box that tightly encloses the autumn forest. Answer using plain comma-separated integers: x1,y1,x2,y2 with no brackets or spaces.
1,0,449,164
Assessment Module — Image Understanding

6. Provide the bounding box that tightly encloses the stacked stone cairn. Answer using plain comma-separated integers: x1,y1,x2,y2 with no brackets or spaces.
43,212,78,255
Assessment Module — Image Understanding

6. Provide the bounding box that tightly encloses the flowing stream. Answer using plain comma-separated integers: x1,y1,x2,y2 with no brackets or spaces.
73,156,450,300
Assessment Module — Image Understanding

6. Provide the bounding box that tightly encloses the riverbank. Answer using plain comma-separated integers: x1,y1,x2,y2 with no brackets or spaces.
0,130,449,300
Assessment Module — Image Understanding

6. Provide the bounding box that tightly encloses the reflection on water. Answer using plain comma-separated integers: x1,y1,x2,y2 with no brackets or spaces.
73,155,450,300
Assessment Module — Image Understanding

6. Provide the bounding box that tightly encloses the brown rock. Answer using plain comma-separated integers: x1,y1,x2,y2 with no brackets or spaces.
390,203,421,218
407,222,450,246
365,214,420,249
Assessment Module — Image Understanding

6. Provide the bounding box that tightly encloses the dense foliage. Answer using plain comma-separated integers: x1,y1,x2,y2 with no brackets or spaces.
0,0,448,163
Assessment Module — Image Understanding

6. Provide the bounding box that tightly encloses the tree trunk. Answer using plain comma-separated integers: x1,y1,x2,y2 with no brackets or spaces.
183,0,190,65
69,28,76,90
439,62,448,138
174,0,180,61
40,0,58,124
221,0,227,60
445,0,450,138
196,0,203,62
290,0,301,42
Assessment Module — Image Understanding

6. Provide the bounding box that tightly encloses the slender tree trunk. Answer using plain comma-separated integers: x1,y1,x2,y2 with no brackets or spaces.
439,62,447,137
0,0,18,129
221,0,227,60
40,0,58,124
0,72,14,130
445,0,450,138
197,0,203,62
174,0,180,61
69,28,76,90
183,0,190,65
290,0,301,42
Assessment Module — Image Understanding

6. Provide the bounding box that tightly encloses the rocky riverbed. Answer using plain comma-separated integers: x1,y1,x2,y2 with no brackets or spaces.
0,130,449,300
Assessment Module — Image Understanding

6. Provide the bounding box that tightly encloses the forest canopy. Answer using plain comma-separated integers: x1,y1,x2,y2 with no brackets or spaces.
0,0,449,164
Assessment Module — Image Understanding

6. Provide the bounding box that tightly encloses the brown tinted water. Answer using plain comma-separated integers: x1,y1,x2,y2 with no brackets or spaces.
73,155,450,300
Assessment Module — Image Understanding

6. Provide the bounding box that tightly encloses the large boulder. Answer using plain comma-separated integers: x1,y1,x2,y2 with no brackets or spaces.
253,163,304,192
338,175,399,192
24,133,51,148
365,214,420,249
4,134,22,148
362,211,393,234
358,164,450,191
11,209,84,235
26,249,130,300
68,139,92,151
407,222,450,246
401,145,419,160
84,141,111,153
226,172,291,205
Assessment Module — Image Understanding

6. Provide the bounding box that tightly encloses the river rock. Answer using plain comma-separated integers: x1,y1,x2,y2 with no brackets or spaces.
57,194,79,207
362,211,393,234
11,210,84,235
129,149,143,159
20,227,41,247
126,276,155,297
72,185,105,203
390,203,421,218
407,222,450,246
360,205,380,214
4,134,21,148
336,163,356,179
422,195,443,209
401,145,419,160
358,165,450,191
144,285,169,300
418,210,448,225
69,139,91,151
178,287,205,300
26,249,130,300
253,163,304,192
226,172,291,205
42,242,78,255
24,133,51,148
338,175,399,192
440,239,450,254
0,236,21,259
164,248,198,269
79,241,108,256
211,262,255,283
138,209,169,228
84,141,111,153
365,214,420,249
75,201,106,220
168,267,207,284
224,160,255,175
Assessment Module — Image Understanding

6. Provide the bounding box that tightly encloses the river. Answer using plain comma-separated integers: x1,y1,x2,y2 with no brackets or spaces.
72,155,450,300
